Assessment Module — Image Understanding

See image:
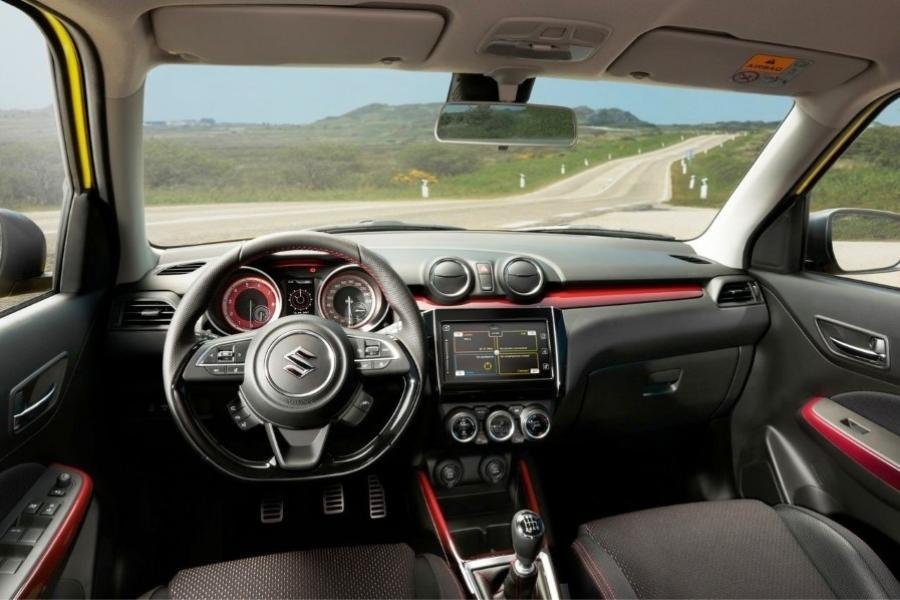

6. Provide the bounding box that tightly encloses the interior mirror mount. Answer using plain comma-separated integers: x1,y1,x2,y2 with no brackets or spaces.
0,208,49,298
806,208,900,274
434,102,577,147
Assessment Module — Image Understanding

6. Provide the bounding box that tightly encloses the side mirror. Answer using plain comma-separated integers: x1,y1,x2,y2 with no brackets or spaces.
807,208,900,274
434,102,577,147
0,209,48,298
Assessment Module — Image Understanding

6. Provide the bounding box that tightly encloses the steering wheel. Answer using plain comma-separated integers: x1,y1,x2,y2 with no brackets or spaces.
162,232,426,480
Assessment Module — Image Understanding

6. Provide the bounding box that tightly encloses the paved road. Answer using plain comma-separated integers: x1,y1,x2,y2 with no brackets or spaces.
24,133,733,247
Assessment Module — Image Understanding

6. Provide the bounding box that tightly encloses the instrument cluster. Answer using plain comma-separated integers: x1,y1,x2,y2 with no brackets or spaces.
206,260,388,334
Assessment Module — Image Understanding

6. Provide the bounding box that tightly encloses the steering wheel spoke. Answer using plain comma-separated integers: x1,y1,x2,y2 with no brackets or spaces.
344,329,411,378
182,332,256,382
266,423,330,470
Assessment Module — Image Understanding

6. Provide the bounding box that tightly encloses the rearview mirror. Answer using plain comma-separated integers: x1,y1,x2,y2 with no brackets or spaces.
0,209,48,298
434,102,577,147
807,208,900,274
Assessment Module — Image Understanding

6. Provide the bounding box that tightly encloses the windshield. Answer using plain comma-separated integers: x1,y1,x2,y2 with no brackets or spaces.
142,67,792,245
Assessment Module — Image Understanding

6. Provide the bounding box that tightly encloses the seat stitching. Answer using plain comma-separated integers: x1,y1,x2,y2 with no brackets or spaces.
573,539,618,599
583,524,642,596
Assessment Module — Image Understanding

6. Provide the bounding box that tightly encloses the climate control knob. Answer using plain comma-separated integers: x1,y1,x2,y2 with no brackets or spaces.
485,409,515,443
520,406,552,441
446,409,479,443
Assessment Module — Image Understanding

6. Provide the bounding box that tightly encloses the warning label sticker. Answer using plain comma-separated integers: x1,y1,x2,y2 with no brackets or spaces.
733,54,811,88
742,54,796,74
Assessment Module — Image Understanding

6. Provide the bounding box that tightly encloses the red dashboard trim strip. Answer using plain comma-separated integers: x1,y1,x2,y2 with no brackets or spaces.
517,459,541,514
15,465,93,599
417,470,459,561
415,284,703,310
801,397,900,491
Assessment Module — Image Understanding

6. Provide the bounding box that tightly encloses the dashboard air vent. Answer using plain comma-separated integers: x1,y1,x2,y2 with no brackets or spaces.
502,257,544,301
717,280,760,306
427,258,473,303
157,261,205,276
115,297,176,329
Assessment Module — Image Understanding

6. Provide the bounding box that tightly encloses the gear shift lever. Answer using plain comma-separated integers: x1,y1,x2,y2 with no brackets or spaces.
500,510,545,599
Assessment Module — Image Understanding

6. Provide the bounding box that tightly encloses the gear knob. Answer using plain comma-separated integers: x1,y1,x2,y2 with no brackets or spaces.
511,509,544,572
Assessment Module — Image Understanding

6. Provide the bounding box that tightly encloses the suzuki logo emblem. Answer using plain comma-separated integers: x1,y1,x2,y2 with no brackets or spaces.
283,345,317,379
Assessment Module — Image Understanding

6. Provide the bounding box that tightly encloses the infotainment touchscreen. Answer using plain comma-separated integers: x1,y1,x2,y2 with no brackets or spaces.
439,321,554,383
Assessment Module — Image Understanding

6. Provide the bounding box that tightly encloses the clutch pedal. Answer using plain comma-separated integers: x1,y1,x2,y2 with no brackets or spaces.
367,474,387,519
322,483,345,515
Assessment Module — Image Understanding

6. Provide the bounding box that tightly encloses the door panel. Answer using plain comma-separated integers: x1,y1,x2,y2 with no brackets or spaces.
732,271,900,548
0,292,101,466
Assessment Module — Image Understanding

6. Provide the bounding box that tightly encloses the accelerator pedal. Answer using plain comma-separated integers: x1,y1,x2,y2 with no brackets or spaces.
367,474,387,520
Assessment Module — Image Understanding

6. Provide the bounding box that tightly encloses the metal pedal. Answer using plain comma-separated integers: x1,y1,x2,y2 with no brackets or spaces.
367,474,387,519
260,497,284,524
322,483,345,515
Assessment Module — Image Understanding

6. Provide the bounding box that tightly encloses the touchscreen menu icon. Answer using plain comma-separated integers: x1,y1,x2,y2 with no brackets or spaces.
447,322,549,378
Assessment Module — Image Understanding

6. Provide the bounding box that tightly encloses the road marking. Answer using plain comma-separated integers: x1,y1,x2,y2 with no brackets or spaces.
500,220,539,229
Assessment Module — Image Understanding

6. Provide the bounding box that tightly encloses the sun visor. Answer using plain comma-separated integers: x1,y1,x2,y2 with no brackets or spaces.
152,6,445,66
607,28,869,96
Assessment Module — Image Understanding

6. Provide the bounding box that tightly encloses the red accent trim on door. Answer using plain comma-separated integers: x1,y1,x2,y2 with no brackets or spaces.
15,465,93,600
415,284,703,310
517,459,541,513
801,397,900,491
417,470,459,560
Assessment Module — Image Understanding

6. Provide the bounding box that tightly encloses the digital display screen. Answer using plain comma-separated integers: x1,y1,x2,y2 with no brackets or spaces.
284,278,315,315
440,321,553,382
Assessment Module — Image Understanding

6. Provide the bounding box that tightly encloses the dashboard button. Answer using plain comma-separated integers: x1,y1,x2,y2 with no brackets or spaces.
2,526,24,543
48,488,66,497
23,501,42,515
20,527,43,544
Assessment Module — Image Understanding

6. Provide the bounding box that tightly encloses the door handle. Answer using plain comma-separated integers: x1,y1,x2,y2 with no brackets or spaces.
12,384,56,431
829,337,887,364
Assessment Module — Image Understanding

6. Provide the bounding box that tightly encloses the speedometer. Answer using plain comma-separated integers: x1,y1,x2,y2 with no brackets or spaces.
318,268,382,329
220,270,281,332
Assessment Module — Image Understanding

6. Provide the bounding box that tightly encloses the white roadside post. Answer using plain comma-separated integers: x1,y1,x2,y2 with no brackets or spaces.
700,177,709,200
420,179,430,199
638,148,642,154
583,158,589,167
519,173,526,189
607,153,612,161
689,174,696,190
680,159,687,175
560,163,566,175
681,134,685,141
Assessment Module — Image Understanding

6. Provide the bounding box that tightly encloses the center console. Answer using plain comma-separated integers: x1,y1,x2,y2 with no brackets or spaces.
421,307,564,599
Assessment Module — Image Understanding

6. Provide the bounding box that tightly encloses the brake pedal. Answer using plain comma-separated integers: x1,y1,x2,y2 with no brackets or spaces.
367,474,387,519
322,483,345,515
260,497,284,524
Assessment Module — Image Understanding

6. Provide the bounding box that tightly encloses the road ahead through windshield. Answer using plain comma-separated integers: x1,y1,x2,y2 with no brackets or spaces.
27,133,729,252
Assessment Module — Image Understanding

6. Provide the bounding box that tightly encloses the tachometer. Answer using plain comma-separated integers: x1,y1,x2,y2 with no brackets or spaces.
318,268,383,329
220,270,281,332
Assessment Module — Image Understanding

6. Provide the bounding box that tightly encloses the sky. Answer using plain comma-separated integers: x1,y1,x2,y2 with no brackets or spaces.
2,1,898,127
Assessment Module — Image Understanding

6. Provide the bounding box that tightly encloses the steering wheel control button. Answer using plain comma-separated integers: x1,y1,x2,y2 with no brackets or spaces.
520,406,552,441
486,409,516,443
480,455,508,484
447,409,479,443
340,388,375,427
435,459,464,488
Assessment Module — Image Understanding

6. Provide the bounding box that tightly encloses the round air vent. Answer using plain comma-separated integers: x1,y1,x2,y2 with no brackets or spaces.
502,257,544,301
426,258,473,303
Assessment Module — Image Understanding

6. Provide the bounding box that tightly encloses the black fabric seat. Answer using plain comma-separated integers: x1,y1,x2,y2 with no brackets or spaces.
571,499,900,599
143,543,464,599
